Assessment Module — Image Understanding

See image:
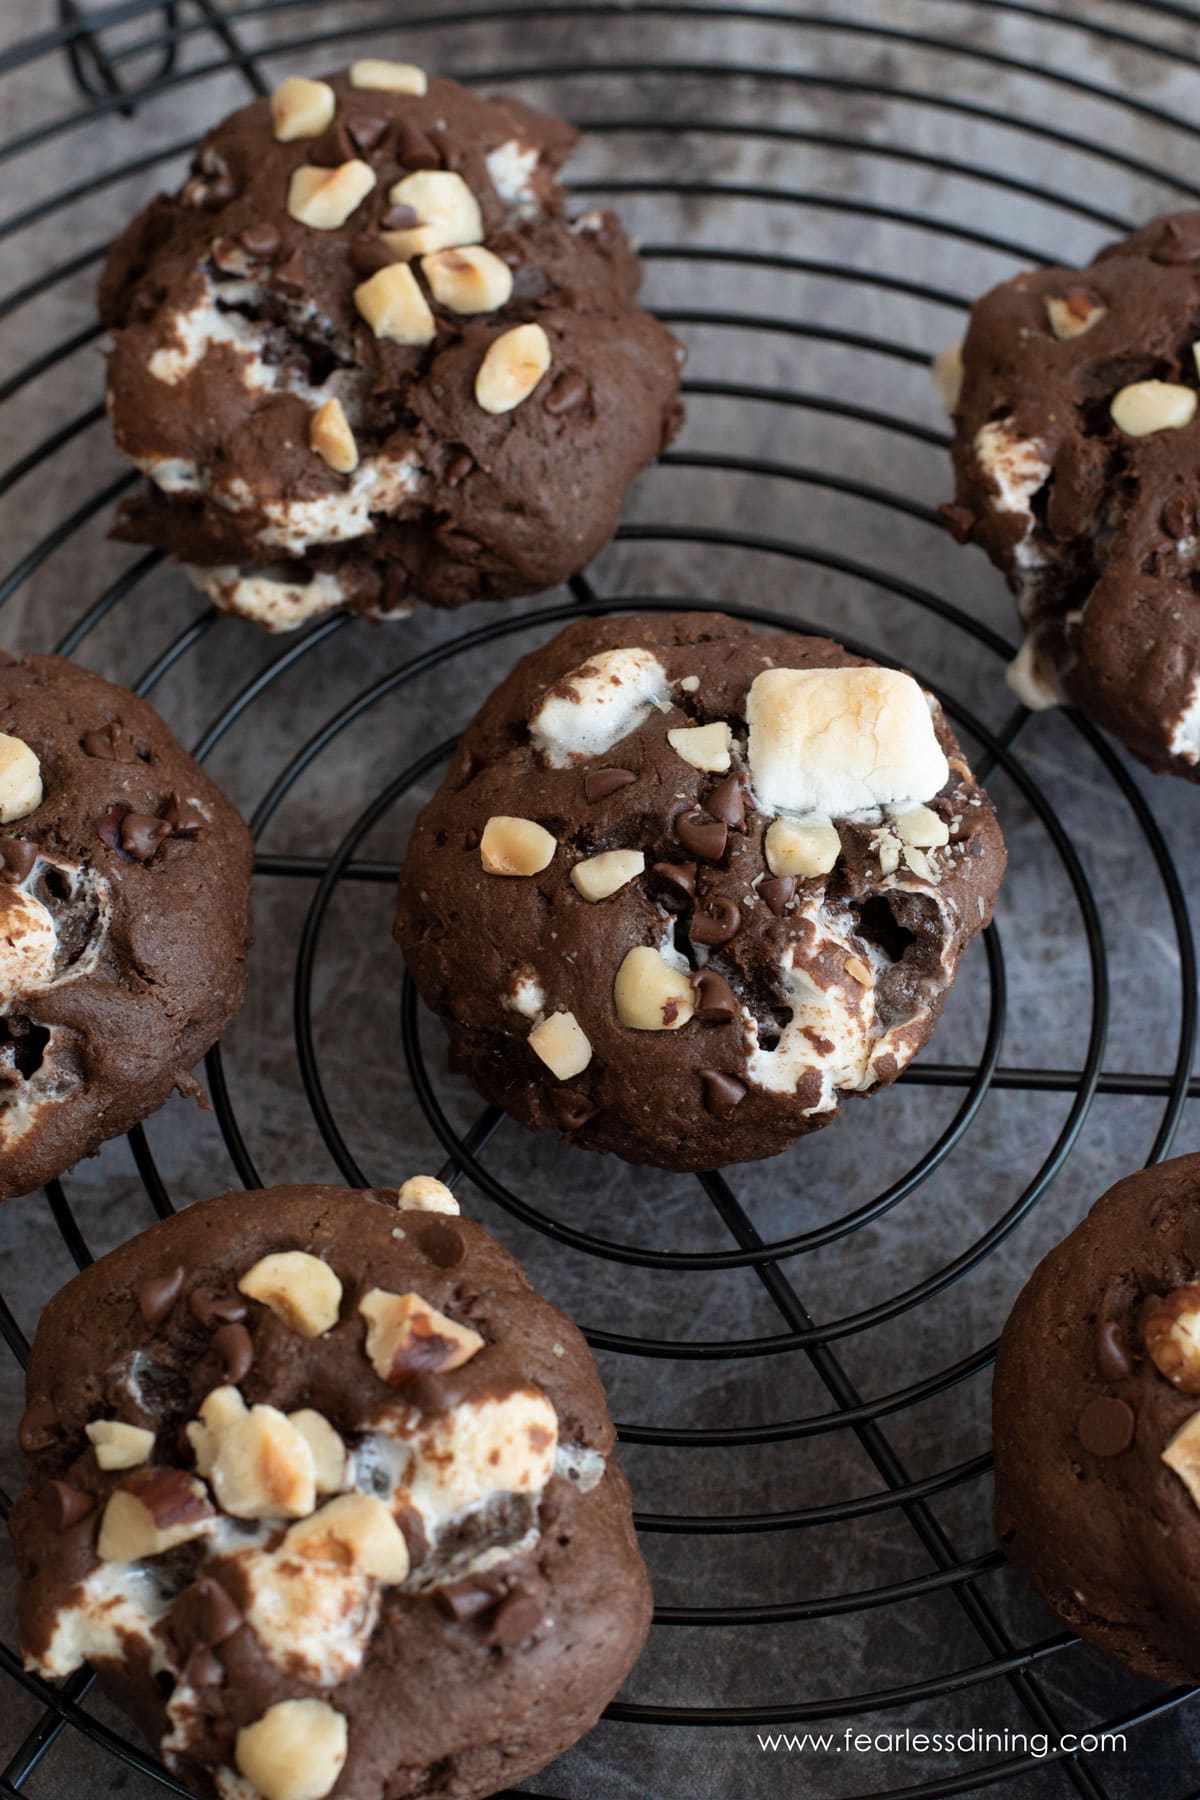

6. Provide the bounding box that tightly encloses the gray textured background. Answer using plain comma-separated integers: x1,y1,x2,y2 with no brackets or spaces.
0,2,1198,1796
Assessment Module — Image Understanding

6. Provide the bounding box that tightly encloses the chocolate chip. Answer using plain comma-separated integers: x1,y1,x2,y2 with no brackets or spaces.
308,121,357,168
270,250,308,298
137,1265,185,1329
675,809,727,861
938,501,977,544
445,450,475,487
394,1500,429,1567
239,222,280,260
0,837,37,881
1078,1395,1134,1456
544,370,589,416
397,120,440,169
192,1576,243,1646
1094,1318,1133,1383
213,1321,254,1384
436,1572,506,1622
551,1089,597,1131
350,233,396,277
347,113,389,155
692,968,737,1024
420,1219,466,1269
97,802,131,853
705,774,747,830
759,876,796,916
163,794,205,834
42,1480,94,1530
428,129,461,172
583,767,635,802
653,859,696,901
701,1070,746,1118
120,813,172,863
690,897,740,947
487,1590,544,1646
18,1400,60,1454
82,722,140,762
382,202,419,232
189,1287,248,1330
184,1646,224,1687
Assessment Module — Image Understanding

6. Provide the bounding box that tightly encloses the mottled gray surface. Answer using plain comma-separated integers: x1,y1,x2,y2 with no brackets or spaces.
0,2,1197,1797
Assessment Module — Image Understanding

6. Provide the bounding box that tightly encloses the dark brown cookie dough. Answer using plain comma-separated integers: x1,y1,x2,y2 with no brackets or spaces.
0,653,252,1201
10,1178,650,1800
99,62,684,631
993,1152,1200,1683
941,211,1200,779
395,612,1005,1172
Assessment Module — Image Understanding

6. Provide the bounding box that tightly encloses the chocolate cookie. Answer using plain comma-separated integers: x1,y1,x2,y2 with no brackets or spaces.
395,612,1005,1171
0,653,252,1200
11,1178,649,1800
99,60,684,631
993,1153,1200,1682
939,212,1200,779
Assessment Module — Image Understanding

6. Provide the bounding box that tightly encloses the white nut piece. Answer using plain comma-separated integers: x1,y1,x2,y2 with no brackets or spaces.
746,666,949,819
422,244,514,315
360,1287,484,1383
236,1698,348,1800
283,1492,411,1582
529,647,668,767
475,323,551,414
480,814,557,876
287,1409,349,1494
238,1250,343,1337
185,1383,247,1478
666,722,732,773
397,1174,459,1214
614,946,695,1031
349,58,428,95
381,170,482,260
287,159,376,230
1144,1283,1200,1395
0,735,43,823
97,1470,213,1562
764,816,840,879
209,1403,316,1519
270,76,336,142
571,848,645,902
353,261,435,346
309,397,358,474
528,1009,592,1078
891,804,949,848
932,340,963,414
1162,1412,1200,1511
1110,379,1197,437
85,1420,155,1471
1045,291,1106,341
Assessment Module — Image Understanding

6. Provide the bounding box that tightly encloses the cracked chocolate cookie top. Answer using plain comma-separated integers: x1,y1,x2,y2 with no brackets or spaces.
0,653,252,1200
395,612,1006,1172
99,61,684,632
941,211,1200,780
10,1179,650,1800
993,1152,1200,1684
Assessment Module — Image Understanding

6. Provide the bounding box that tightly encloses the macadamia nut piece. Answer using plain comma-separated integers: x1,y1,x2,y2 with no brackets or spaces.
238,1250,343,1337
528,1010,592,1078
270,77,336,142
0,735,43,823
614,946,695,1031
287,160,376,230
480,815,557,876
235,1698,348,1800
475,323,551,414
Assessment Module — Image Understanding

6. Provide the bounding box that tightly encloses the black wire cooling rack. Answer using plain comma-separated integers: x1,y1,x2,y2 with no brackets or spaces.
0,2,1199,1797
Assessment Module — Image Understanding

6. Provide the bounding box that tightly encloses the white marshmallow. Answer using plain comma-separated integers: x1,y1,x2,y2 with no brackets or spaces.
529,648,669,767
0,885,57,1005
746,666,949,819
1168,674,1200,766
974,419,1050,517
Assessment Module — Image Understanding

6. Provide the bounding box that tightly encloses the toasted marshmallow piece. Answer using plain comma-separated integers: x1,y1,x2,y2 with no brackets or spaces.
0,885,56,1004
529,648,668,767
409,1388,558,1514
746,666,949,819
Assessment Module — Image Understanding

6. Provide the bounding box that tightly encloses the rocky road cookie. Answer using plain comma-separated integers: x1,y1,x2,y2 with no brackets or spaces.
993,1152,1200,1682
99,60,684,631
939,212,1200,779
0,653,252,1201
10,1178,649,1799
395,612,1005,1171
